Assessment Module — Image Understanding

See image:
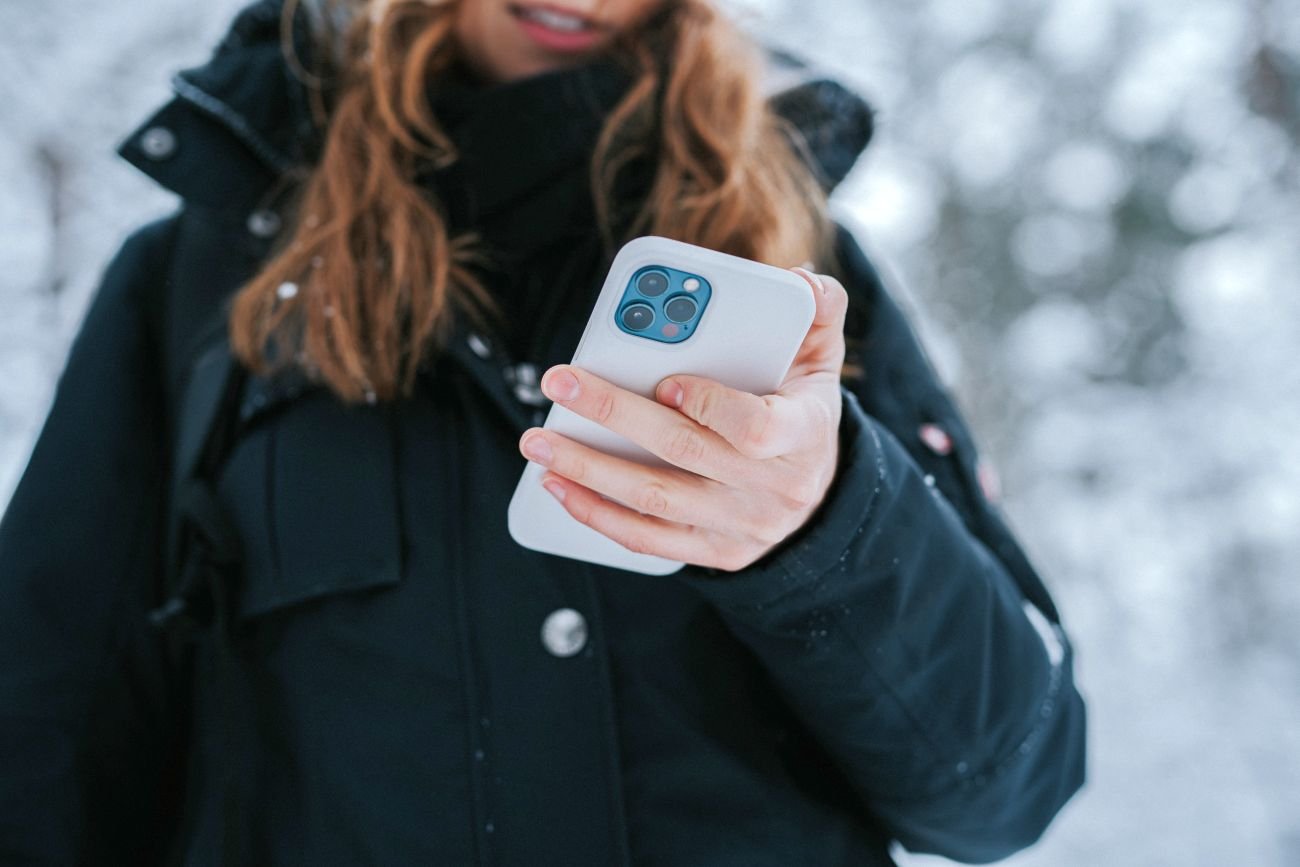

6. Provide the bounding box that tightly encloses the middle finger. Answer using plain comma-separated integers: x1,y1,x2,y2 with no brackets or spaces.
540,364,769,486
520,428,756,535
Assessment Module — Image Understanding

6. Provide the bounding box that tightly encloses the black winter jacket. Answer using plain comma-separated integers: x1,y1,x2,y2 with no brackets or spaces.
0,2,1085,864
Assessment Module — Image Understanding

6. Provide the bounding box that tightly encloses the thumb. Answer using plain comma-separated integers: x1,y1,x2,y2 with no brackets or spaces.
787,267,849,379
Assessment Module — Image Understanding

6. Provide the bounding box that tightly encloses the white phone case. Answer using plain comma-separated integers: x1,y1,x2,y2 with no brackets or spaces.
506,235,816,575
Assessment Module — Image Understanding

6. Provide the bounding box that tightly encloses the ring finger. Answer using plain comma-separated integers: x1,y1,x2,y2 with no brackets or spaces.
520,429,748,534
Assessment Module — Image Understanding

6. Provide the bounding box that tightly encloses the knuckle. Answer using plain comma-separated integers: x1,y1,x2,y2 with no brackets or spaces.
692,385,722,425
715,545,756,573
560,454,588,484
737,501,774,537
763,517,795,546
664,425,707,465
746,520,784,547
739,409,777,458
743,505,793,546
783,477,822,510
568,498,594,526
634,482,671,517
591,387,616,425
619,532,656,556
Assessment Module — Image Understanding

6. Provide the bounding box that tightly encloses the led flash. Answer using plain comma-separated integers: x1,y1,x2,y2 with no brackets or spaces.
683,278,700,292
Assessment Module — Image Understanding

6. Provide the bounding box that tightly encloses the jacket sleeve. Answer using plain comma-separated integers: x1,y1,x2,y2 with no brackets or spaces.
0,216,184,864
674,226,1086,862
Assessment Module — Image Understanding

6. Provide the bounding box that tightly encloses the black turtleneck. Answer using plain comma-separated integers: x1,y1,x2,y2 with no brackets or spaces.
420,58,641,364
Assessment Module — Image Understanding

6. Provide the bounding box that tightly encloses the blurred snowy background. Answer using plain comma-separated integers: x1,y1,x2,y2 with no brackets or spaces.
2,0,1297,864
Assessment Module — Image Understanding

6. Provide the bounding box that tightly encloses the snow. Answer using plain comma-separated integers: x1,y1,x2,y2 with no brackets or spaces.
0,0,243,500
3,0,1300,864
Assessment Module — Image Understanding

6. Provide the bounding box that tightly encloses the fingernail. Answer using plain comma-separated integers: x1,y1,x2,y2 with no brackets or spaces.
793,266,827,296
543,369,580,402
659,380,684,408
521,433,552,465
542,478,566,502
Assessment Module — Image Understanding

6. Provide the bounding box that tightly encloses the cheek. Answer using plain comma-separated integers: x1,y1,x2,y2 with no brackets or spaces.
452,1,486,53
454,0,527,79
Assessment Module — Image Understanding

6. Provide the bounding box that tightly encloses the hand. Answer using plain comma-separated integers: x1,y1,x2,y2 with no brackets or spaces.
518,268,849,572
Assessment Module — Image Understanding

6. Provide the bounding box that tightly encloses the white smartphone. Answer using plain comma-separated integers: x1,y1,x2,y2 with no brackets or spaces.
506,235,816,575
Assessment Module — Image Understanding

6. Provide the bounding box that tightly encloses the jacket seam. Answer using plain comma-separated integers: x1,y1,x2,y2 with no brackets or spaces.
580,571,634,866
171,75,296,176
445,379,489,864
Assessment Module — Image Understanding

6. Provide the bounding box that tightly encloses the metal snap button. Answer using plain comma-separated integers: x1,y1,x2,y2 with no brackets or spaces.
246,208,282,239
540,608,587,658
139,126,177,160
467,332,492,360
508,363,548,406
512,363,538,386
513,383,547,406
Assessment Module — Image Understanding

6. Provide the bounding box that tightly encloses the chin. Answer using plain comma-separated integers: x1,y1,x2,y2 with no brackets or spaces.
495,51,590,82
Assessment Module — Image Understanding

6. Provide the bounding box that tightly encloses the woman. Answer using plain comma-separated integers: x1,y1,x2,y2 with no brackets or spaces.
0,0,1085,864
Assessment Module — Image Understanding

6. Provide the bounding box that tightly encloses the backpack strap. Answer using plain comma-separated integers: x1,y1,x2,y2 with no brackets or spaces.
145,341,248,867
139,206,253,635
147,347,246,637
146,240,249,863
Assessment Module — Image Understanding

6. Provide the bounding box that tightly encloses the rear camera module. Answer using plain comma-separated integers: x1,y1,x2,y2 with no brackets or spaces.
621,302,655,331
664,295,698,324
636,270,670,297
616,264,711,343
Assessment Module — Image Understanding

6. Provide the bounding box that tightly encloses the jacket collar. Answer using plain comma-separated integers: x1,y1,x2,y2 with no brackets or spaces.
118,0,874,214
423,59,634,231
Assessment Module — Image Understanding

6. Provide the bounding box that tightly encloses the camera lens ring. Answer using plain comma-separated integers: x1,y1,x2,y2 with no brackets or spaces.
621,302,656,332
636,270,670,297
664,295,698,324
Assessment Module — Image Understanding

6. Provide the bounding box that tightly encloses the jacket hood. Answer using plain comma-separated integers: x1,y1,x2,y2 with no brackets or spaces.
118,0,874,214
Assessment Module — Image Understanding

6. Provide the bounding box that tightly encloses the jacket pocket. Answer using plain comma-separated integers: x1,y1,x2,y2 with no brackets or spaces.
216,388,403,621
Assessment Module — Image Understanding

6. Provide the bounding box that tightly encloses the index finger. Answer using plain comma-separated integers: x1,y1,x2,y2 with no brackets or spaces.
539,365,763,485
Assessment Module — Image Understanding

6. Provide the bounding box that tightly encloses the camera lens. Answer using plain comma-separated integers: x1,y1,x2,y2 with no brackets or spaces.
636,270,669,297
621,303,655,331
664,295,698,323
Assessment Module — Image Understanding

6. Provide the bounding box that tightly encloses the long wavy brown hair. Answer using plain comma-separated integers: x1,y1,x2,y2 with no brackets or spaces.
229,0,831,403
